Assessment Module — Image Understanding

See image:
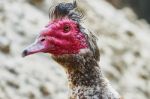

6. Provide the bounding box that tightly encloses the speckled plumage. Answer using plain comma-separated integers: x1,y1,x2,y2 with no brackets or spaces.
52,24,120,99
53,48,120,99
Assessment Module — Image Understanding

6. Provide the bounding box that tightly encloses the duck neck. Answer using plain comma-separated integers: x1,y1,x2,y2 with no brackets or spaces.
52,50,120,99
52,50,106,88
67,56,104,87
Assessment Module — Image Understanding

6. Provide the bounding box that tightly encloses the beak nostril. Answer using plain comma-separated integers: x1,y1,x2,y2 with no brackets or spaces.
40,38,45,42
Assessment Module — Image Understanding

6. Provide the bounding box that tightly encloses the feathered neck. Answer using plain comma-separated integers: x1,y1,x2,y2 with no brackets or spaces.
52,49,111,99
53,49,104,85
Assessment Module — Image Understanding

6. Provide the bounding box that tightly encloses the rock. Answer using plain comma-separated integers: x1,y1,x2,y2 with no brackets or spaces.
0,37,10,54
6,80,20,89
28,91,35,99
5,67,18,75
39,85,50,96
28,0,44,5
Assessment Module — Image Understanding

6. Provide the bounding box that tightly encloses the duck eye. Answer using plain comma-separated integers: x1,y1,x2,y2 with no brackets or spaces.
63,25,71,33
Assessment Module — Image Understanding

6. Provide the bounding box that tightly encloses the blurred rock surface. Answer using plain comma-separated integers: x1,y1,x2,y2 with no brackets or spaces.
106,0,150,23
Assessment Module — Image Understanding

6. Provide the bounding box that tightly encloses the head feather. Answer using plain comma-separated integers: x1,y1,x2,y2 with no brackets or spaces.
49,1,83,22
79,25,100,61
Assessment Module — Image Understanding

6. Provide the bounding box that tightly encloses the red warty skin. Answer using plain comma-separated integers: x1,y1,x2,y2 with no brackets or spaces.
22,18,88,57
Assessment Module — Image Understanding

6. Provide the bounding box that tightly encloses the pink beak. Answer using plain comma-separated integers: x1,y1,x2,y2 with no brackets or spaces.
22,39,46,57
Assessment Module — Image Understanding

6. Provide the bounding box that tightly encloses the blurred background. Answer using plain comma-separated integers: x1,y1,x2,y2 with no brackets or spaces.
0,0,150,99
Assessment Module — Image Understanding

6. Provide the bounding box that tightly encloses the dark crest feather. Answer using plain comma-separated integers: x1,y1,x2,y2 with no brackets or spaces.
49,1,83,22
